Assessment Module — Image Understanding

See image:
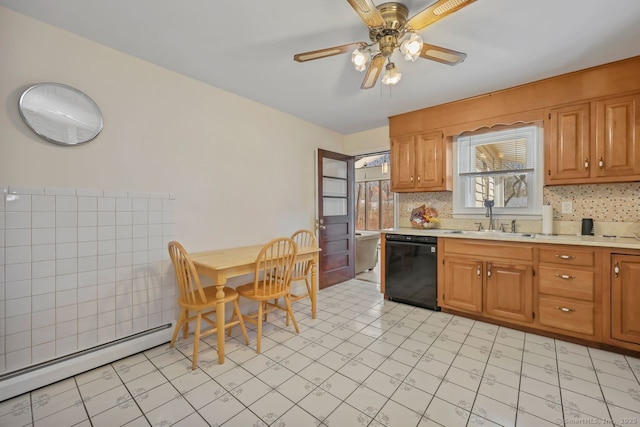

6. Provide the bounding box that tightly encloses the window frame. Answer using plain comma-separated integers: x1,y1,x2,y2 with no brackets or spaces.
452,123,544,219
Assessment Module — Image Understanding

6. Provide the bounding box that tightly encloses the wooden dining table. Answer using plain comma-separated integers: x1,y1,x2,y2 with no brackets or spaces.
190,243,321,363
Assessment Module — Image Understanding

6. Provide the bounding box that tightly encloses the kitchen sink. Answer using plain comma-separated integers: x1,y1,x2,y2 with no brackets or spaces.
445,230,536,238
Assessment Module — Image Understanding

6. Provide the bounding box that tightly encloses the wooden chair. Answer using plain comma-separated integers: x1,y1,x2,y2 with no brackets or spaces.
168,241,249,369
285,229,317,323
236,237,299,353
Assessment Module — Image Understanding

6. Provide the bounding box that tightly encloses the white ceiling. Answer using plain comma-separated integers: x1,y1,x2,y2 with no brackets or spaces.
3,0,640,135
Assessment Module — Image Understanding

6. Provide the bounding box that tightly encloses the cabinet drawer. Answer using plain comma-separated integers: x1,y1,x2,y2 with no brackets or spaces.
538,297,594,336
443,239,533,261
539,247,595,267
538,266,594,301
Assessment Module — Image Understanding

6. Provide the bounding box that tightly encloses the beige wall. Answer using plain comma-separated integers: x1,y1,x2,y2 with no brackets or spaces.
0,7,344,251
343,126,389,155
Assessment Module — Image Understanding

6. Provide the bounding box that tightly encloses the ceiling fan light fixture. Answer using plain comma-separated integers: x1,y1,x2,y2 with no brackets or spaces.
351,48,370,72
400,32,424,62
382,62,402,85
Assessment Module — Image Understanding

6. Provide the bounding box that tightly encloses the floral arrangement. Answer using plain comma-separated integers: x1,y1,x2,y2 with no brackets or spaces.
410,205,440,229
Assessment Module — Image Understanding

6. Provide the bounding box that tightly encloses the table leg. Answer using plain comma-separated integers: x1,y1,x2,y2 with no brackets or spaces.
311,255,317,319
215,284,226,364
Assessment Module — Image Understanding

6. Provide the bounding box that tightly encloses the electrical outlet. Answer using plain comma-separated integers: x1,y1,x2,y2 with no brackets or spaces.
561,201,573,214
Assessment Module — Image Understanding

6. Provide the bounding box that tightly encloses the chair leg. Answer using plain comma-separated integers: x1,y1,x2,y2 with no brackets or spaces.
192,312,202,370
170,309,186,347
284,295,300,333
182,309,189,339
285,293,291,327
256,301,263,354
233,300,250,345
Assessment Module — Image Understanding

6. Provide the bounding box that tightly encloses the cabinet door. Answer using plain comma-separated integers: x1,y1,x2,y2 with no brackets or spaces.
390,135,416,190
594,93,640,179
611,254,640,344
545,102,591,183
485,262,533,323
415,131,444,190
442,257,483,314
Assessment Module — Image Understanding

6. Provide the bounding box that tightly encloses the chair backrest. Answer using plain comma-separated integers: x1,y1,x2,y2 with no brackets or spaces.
253,237,297,296
168,241,208,305
290,229,317,279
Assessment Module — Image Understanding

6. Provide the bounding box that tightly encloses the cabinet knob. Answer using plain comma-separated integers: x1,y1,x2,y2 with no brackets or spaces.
417,175,421,182
555,273,575,280
555,306,575,313
614,262,620,278
410,176,413,183
555,254,575,260
477,265,481,277
487,264,492,278
584,158,589,170
598,157,604,169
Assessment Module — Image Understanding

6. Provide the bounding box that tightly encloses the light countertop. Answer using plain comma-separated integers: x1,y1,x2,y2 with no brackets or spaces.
382,227,640,250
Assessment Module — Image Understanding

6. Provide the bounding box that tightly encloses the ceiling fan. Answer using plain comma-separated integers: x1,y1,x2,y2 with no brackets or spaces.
293,0,476,89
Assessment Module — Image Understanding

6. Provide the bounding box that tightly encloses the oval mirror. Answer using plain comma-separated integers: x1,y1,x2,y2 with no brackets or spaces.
19,83,103,146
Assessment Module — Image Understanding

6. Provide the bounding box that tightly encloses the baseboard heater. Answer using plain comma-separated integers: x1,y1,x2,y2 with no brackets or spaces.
0,323,174,402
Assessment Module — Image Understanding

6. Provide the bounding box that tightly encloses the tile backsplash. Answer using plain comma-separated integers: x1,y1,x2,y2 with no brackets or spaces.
398,182,640,234
0,185,177,374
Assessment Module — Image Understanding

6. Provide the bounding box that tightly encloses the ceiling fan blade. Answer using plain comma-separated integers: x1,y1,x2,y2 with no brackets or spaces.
405,0,476,31
361,54,386,89
294,42,367,62
346,0,385,28
420,43,467,65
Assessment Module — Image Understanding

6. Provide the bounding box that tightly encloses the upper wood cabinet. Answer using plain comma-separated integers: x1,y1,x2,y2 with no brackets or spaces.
390,131,451,192
545,92,640,185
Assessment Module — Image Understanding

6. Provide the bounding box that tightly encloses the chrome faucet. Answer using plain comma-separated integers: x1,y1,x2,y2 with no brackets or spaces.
484,199,495,230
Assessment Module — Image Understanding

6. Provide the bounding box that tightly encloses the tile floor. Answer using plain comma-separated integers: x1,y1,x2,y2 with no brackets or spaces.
1,278,640,426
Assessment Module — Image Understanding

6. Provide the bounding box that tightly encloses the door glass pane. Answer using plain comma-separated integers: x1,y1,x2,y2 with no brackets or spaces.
323,158,347,178
355,182,365,229
323,177,347,197
366,181,380,230
381,180,394,229
324,197,347,216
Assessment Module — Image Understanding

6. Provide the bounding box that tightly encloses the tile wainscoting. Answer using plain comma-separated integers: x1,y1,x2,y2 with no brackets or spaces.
0,186,177,378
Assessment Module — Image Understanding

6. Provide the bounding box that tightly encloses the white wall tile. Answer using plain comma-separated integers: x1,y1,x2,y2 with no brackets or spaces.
132,251,148,265
55,196,77,212
128,192,149,199
77,286,96,303
116,198,132,212
5,195,32,212
97,240,116,255
55,212,77,228
32,244,55,262
149,193,169,200
5,229,31,247
5,348,30,372
77,331,97,349
97,326,115,344
78,314,97,332
45,187,75,196
132,225,148,239
148,225,162,237
116,239,133,254
32,228,55,245
97,268,115,285
76,189,103,197
5,331,30,352
116,321,132,338
148,212,162,225
116,225,132,240
78,212,97,227
5,280,30,300
32,212,55,228
32,260,55,279
32,294,55,313
97,197,115,212
148,199,162,211
55,336,77,356
78,301,97,318
56,305,77,323
132,199,148,212
116,307,132,323
78,271,97,288
53,244,76,261
5,313,30,335
78,256,98,273
115,267,133,282
97,212,115,226
132,316,148,333
78,197,97,212
56,289,77,307
97,255,115,271
32,325,55,346
55,273,77,290
5,211,31,229
132,212,147,225
5,246,31,265
115,212,132,226
32,196,55,212
103,190,128,198
56,320,77,339
97,226,115,241
32,278,55,296
56,227,77,243
78,242,97,257
9,186,44,195
97,283,115,300
32,342,56,364
5,263,31,282
78,227,97,242
32,308,55,329
98,311,115,327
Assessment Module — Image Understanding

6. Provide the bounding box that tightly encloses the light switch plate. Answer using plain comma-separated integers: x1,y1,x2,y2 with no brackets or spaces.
561,201,573,214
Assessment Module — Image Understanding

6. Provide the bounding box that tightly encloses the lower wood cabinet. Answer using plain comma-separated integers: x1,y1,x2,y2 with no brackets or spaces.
610,253,640,346
439,239,534,325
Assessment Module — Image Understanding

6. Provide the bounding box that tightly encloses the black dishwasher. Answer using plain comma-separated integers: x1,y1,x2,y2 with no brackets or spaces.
384,234,439,310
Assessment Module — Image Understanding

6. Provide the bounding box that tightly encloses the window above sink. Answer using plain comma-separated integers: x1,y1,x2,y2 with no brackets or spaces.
453,123,543,218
